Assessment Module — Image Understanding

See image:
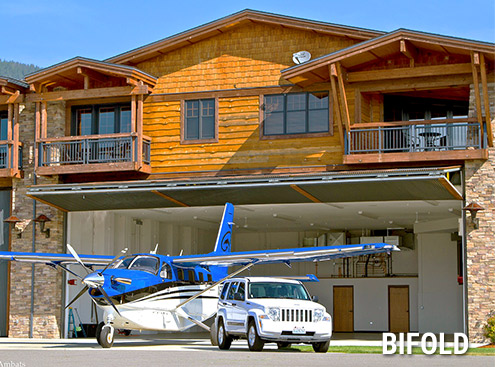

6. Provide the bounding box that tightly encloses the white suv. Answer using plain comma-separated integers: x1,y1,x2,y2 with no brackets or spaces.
213,277,332,352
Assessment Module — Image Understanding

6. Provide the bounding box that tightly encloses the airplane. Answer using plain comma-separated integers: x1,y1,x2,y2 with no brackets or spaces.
0,203,399,348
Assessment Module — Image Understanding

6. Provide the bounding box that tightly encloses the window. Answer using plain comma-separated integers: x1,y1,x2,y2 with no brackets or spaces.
128,256,159,274
226,282,239,300
71,103,132,136
263,92,329,136
0,112,8,140
183,99,216,142
220,283,230,300
160,263,172,279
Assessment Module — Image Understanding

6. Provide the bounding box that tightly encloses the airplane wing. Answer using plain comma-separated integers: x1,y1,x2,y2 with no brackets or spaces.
0,251,113,266
172,243,398,268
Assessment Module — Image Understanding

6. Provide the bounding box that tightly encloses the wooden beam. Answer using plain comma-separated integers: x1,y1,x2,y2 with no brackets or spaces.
77,67,109,84
1,86,16,95
336,62,351,132
34,102,40,170
329,64,345,153
354,89,361,124
137,94,143,168
126,77,139,86
357,73,473,93
480,53,493,147
83,75,89,90
13,104,19,175
151,190,189,207
471,52,484,145
400,40,417,67
290,184,322,203
0,92,23,105
131,95,137,132
41,102,47,139
347,63,473,83
7,104,13,141
25,86,136,102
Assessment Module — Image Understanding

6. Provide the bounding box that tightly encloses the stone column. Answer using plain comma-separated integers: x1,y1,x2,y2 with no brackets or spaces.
9,101,65,338
465,82,495,342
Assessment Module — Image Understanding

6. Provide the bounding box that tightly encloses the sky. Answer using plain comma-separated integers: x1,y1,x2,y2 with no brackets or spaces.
1,0,494,68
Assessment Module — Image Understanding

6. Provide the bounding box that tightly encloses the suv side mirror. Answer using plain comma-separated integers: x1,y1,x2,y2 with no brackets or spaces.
312,295,319,303
234,292,245,301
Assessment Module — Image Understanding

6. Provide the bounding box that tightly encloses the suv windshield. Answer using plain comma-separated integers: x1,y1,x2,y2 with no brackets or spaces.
248,282,310,300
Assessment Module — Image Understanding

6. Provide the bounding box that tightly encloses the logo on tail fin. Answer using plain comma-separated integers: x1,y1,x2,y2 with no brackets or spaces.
213,203,234,254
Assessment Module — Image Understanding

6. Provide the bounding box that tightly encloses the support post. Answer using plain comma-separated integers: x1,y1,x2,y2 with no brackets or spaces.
13,103,19,174
137,94,143,168
479,53,493,147
329,64,345,153
471,52,484,145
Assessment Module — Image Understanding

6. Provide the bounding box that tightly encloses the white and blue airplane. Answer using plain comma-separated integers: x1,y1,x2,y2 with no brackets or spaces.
0,203,398,347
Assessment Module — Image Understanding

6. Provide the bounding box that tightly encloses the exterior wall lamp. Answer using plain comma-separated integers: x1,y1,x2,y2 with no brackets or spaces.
34,214,51,238
4,216,23,238
463,202,484,229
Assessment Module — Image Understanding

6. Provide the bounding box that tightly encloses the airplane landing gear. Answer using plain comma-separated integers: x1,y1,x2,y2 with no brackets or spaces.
96,322,115,348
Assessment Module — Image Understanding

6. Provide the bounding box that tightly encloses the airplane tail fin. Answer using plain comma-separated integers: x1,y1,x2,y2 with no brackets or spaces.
213,202,234,254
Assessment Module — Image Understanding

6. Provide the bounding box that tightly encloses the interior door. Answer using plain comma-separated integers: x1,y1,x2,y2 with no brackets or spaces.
0,190,11,337
333,286,354,332
389,285,410,332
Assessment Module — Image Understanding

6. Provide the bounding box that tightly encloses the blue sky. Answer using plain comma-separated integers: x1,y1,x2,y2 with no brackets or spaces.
1,0,494,68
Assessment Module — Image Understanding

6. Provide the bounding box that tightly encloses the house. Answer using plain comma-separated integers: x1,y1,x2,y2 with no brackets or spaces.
0,10,493,341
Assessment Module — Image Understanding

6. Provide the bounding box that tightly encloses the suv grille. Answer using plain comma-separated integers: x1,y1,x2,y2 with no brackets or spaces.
281,309,313,322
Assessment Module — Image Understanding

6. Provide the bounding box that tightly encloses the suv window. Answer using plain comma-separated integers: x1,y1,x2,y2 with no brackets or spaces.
226,282,239,300
248,282,310,300
220,283,230,300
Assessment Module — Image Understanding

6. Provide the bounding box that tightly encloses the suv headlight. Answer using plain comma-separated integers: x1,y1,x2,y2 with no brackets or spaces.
313,308,325,322
267,307,280,321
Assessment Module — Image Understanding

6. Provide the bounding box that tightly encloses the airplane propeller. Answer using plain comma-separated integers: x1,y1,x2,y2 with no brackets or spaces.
65,245,127,316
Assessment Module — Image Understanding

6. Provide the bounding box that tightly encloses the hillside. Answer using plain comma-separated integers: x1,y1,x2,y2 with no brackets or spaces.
0,60,41,80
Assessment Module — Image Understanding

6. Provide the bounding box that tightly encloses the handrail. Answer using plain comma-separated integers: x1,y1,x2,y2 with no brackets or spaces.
351,117,480,129
38,133,152,143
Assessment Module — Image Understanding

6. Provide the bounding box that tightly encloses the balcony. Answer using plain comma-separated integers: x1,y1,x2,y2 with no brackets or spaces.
344,118,488,164
36,133,151,176
0,141,22,177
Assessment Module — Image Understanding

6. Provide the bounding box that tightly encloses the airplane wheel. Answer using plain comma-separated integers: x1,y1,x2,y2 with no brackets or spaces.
247,320,264,351
95,322,104,346
312,339,330,353
98,324,114,348
217,319,232,350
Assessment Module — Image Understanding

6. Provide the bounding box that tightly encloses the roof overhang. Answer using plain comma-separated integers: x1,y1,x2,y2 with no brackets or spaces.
281,29,495,86
106,9,384,65
0,77,28,101
24,57,157,93
27,167,463,212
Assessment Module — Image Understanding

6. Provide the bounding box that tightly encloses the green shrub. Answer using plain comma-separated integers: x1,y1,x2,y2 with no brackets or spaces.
483,312,495,344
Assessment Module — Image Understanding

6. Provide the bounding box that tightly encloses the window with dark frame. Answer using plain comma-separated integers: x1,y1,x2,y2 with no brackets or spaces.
71,103,132,136
184,99,215,141
263,91,329,136
0,112,9,141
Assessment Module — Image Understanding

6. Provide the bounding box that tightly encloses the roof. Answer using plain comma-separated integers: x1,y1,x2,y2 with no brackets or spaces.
106,9,385,65
0,76,29,90
24,56,157,87
282,28,495,82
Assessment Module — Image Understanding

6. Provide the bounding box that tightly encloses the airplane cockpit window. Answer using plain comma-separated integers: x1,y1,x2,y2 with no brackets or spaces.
128,256,159,274
160,263,172,279
113,256,135,269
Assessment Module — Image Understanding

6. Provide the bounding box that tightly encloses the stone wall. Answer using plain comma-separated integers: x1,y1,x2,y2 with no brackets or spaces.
465,82,495,342
9,101,65,338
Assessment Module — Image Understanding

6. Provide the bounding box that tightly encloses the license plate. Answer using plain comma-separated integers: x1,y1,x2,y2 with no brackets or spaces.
293,326,306,335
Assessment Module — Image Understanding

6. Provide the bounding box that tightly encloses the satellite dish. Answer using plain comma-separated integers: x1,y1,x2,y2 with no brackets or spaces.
292,51,311,64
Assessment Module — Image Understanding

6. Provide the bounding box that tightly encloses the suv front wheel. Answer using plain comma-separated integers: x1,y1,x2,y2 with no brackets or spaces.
312,339,330,353
247,320,264,351
217,319,232,350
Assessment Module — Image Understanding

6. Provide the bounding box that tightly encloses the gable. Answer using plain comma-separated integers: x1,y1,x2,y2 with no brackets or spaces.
135,22,361,94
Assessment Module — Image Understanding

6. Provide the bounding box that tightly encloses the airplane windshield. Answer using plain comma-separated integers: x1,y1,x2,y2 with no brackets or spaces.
248,282,310,300
113,256,135,269
128,256,159,274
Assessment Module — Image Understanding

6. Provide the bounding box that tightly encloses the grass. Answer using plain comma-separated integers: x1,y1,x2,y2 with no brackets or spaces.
284,345,495,356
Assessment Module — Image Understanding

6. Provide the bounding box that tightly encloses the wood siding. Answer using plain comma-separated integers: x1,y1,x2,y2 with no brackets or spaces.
141,22,356,173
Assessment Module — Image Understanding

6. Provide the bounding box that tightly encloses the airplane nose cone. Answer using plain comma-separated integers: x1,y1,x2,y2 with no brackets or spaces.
83,272,104,288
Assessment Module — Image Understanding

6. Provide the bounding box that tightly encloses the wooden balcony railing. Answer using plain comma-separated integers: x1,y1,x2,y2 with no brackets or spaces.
37,133,151,175
344,118,487,164
0,141,22,176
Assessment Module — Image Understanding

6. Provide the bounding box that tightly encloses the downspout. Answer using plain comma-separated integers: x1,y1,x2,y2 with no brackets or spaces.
30,122,37,339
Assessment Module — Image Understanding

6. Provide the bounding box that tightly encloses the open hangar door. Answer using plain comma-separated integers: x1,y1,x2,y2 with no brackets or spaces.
30,167,463,336
65,197,464,336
